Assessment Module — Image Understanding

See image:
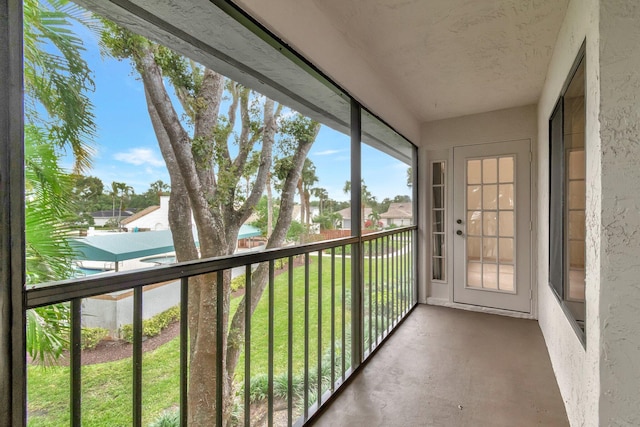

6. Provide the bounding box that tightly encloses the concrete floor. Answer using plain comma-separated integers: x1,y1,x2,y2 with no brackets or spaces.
311,305,568,427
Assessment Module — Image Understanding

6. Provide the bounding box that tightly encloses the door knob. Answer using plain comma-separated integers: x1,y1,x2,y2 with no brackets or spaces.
456,230,463,236
456,219,462,224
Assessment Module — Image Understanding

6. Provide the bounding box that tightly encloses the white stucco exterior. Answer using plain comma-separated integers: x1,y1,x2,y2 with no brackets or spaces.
122,196,170,231
420,105,538,309
537,0,640,425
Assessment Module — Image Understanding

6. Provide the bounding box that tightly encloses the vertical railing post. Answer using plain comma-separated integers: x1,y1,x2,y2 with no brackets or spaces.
70,299,82,426
244,265,252,427
180,277,189,426
350,99,363,371
216,271,224,427
0,1,26,425
412,147,419,304
133,287,143,427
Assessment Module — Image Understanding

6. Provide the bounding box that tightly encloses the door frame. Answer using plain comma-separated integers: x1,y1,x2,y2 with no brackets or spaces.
451,140,533,314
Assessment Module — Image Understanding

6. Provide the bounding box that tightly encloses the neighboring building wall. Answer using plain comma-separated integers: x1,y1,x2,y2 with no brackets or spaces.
82,280,181,337
420,105,537,306
123,196,169,230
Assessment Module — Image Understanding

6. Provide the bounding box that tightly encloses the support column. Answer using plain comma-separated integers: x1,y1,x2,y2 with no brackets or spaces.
0,0,26,426
350,99,362,369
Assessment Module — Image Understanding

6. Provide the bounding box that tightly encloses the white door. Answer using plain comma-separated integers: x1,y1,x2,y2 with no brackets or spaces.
453,140,531,313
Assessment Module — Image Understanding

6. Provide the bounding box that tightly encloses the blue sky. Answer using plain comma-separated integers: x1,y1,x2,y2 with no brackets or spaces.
63,23,411,203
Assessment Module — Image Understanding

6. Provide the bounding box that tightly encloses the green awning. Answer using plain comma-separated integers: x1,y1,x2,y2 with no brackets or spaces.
71,225,263,262
238,224,262,239
70,230,176,262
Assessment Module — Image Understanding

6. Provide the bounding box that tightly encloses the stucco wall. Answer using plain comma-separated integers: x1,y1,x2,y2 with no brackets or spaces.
536,0,599,425
125,197,169,231
420,105,537,307
596,1,640,424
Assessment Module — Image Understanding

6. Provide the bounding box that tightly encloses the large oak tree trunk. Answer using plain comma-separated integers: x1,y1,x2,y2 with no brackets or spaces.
129,40,321,425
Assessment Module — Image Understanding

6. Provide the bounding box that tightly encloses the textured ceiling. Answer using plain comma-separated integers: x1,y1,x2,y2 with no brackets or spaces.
312,0,569,122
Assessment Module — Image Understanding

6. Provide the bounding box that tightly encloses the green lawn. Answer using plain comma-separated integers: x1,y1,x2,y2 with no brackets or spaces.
26,248,412,426
27,255,353,426
28,338,181,426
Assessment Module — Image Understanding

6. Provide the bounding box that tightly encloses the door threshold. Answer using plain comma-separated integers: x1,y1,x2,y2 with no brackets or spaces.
425,297,535,320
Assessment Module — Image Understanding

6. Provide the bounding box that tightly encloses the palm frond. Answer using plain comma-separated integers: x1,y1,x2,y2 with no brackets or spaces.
26,304,70,366
23,0,98,173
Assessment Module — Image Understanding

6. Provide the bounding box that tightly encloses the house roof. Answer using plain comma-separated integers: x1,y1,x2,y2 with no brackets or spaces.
121,205,160,225
71,225,263,262
336,207,373,220
90,210,134,218
380,203,413,219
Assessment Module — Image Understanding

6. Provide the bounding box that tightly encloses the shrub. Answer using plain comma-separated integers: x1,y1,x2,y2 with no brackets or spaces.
120,305,180,343
149,410,179,427
230,274,246,292
248,374,269,402
81,327,109,350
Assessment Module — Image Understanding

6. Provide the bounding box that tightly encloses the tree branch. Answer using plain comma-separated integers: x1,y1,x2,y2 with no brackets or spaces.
226,120,319,381
135,43,220,254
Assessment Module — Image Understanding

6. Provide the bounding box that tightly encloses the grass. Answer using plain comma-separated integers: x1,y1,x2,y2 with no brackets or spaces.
26,246,412,426
236,254,352,379
28,338,181,426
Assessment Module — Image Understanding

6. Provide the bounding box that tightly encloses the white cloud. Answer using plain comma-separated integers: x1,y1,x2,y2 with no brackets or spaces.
113,147,164,167
313,149,346,156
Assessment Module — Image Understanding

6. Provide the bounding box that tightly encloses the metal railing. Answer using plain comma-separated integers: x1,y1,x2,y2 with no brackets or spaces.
25,226,417,426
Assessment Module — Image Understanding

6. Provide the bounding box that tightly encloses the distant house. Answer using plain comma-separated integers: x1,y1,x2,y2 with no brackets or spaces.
380,202,413,227
121,196,168,231
290,204,319,222
336,206,373,230
90,209,134,227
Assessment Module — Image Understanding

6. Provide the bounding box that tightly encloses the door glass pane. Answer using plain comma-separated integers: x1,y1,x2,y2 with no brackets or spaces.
465,155,517,292
467,211,481,236
467,185,482,209
499,157,514,183
432,161,447,281
483,264,498,289
432,186,444,208
483,211,497,236
499,238,514,263
498,184,514,209
467,237,481,261
432,209,444,232
499,211,514,237
433,235,445,257
499,265,515,291
483,158,497,183
433,257,445,281
433,162,445,185
467,262,482,287
483,185,497,209
467,160,482,184
483,238,497,262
